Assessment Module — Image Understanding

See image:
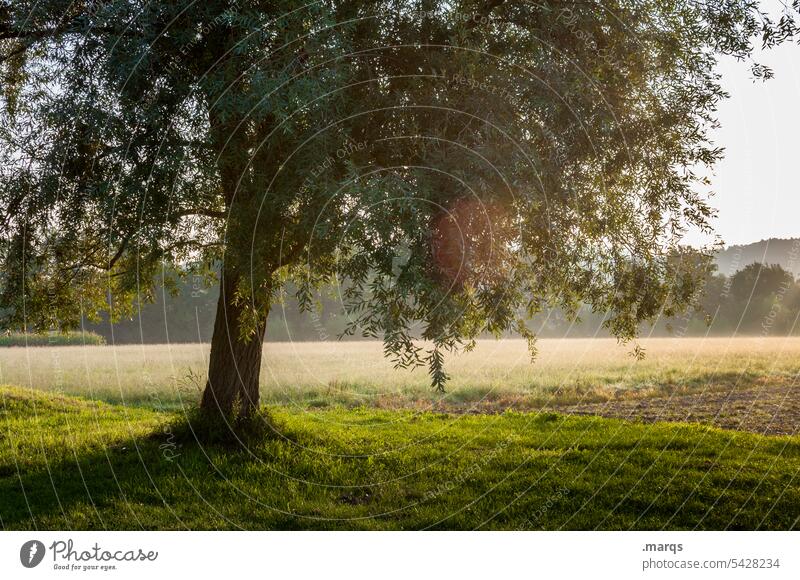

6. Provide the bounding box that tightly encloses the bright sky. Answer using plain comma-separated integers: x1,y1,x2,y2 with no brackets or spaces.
689,38,800,247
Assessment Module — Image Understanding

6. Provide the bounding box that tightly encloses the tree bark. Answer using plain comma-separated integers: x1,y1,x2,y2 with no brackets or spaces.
200,264,267,418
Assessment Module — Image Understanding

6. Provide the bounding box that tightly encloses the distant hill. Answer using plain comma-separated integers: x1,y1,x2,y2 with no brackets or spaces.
715,238,800,278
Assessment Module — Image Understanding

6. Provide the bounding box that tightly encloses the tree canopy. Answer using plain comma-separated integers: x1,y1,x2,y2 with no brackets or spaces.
1,0,798,415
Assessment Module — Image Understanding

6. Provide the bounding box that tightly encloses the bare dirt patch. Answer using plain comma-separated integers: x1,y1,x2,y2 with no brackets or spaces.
371,382,800,436
555,384,800,436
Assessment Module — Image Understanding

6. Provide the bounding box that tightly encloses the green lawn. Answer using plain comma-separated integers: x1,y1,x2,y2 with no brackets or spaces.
1,385,798,530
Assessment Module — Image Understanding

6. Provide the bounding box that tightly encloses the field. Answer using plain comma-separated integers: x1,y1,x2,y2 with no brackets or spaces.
2,337,800,411
2,337,799,530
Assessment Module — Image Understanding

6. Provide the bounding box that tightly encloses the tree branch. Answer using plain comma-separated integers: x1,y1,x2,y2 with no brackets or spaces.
175,208,227,220
465,0,507,29
106,236,129,270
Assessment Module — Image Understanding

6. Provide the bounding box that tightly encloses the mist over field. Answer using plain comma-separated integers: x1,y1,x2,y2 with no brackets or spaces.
70,238,800,344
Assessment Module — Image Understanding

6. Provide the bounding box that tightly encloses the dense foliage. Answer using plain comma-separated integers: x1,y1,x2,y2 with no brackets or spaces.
2,1,798,411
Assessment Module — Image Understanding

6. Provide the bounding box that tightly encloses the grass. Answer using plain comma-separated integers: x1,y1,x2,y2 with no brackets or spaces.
1,337,799,410
1,385,798,530
0,331,105,347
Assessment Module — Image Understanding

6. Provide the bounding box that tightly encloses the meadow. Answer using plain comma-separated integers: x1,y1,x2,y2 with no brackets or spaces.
1,385,798,530
1,337,799,410
2,337,799,530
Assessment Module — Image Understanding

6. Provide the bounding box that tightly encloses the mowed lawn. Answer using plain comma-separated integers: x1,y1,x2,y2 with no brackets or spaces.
1,386,798,530
2,337,800,409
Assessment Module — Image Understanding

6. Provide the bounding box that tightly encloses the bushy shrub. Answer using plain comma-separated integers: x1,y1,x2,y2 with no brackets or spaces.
0,331,106,347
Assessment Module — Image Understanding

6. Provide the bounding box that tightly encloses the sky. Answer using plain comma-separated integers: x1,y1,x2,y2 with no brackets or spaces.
690,37,800,247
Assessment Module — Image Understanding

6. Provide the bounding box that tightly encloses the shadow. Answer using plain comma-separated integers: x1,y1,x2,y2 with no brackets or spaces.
1,428,191,529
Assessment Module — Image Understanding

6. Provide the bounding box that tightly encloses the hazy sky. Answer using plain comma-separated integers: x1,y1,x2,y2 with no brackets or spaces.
691,39,800,247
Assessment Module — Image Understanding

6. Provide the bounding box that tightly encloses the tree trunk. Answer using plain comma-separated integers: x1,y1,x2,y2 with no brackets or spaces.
200,265,267,418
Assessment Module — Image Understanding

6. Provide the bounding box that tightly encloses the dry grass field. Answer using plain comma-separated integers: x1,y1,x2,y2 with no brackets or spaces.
2,337,799,419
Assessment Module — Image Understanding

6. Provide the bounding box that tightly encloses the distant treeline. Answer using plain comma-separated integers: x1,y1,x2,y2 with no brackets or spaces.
543,262,800,338
82,278,356,344
70,261,800,344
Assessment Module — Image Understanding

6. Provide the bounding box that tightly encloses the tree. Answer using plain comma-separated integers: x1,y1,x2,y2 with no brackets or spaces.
726,262,800,333
730,263,795,304
1,0,798,418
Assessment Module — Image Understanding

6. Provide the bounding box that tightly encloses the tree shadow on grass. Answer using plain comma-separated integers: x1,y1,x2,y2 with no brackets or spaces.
2,407,799,530
0,410,295,530
1,433,184,529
